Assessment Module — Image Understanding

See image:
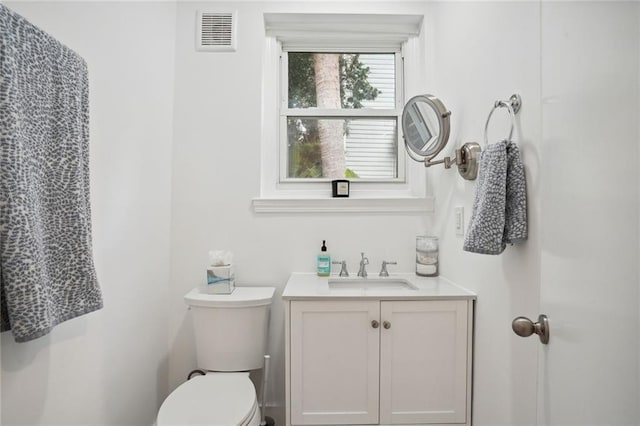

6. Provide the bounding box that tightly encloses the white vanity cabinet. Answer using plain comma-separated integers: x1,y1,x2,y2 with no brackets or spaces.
283,273,475,426
289,300,381,425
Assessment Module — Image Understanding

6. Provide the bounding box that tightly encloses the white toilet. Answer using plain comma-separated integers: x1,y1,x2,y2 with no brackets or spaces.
157,286,276,426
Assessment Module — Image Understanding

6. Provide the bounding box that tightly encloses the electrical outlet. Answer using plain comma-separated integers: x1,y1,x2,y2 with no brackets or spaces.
455,206,464,236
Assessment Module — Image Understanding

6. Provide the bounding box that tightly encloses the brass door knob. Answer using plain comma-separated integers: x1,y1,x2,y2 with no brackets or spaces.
383,321,391,329
371,320,379,329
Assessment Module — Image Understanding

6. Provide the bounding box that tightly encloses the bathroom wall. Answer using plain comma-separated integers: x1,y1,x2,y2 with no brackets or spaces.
428,2,639,424
421,3,542,424
168,2,540,425
1,2,176,425
168,2,431,421
1,2,637,426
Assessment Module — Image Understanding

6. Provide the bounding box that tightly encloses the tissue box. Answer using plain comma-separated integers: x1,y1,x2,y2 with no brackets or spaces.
204,265,235,294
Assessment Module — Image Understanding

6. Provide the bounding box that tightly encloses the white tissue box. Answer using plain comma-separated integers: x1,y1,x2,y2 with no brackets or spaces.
204,265,235,294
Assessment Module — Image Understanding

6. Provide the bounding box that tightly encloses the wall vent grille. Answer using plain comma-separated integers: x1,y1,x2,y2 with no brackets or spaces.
197,11,236,52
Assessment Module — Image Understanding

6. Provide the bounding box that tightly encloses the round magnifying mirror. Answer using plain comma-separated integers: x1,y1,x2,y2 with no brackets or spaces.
402,94,451,163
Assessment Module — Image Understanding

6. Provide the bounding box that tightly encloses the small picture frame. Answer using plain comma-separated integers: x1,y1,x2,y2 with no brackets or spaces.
332,179,350,198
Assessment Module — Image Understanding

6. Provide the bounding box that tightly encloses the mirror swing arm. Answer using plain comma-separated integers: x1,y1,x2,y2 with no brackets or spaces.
402,94,481,181
415,142,482,180
406,140,481,181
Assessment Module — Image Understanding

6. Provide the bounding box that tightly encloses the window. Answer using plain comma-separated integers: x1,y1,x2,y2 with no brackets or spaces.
257,13,429,211
281,50,403,182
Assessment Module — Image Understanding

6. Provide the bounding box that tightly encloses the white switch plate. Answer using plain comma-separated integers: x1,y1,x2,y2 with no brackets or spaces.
455,206,464,236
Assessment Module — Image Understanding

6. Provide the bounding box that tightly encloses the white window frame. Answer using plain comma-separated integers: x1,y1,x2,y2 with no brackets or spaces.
254,13,432,213
279,48,405,183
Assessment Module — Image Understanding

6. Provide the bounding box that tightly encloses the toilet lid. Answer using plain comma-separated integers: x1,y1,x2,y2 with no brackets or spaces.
157,373,257,426
185,287,275,308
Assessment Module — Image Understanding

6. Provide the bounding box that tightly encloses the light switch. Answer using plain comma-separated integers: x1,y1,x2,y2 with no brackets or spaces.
455,206,464,236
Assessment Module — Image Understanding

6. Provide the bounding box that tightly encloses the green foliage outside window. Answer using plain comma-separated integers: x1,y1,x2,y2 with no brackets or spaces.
287,53,380,178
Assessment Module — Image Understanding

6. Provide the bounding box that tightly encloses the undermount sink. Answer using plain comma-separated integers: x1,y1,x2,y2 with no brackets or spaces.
328,277,418,291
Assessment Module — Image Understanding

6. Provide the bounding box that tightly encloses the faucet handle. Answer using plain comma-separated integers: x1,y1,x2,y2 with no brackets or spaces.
332,260,349,277
379,260,397,277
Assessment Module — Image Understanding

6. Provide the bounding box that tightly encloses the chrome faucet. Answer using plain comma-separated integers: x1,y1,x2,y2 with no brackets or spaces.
379,260,397,277
357,252,369,278
332,260,349,277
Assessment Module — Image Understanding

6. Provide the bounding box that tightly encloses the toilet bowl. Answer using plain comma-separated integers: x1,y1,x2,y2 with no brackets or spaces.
157,286,275,426
156,373,260,426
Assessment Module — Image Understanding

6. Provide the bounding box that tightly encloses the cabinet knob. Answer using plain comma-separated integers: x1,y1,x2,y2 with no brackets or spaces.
383,321,391,329
371,320,380,329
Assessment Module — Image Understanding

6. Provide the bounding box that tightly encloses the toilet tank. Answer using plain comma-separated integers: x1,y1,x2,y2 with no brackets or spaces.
184,286,276,371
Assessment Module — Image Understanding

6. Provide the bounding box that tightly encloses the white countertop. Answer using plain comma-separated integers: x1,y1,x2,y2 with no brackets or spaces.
282,272,476,301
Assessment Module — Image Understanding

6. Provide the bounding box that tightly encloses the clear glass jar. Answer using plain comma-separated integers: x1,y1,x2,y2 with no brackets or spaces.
416,236,438,277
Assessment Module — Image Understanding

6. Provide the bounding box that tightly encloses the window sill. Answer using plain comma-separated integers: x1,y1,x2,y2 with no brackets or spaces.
252,196,434,214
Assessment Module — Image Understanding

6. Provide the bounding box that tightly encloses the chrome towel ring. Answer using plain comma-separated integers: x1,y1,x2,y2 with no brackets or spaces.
484,94,522,147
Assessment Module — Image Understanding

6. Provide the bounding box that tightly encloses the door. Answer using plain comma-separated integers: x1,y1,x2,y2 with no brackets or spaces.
379,300,470,425
537,2,639,424
289,300,380,425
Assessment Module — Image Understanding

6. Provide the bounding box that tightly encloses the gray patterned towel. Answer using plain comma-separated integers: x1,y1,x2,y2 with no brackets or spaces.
0,5,103,342
463,140,527,254
503,141,527,244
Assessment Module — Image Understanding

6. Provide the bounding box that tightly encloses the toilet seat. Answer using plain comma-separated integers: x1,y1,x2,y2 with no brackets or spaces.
156,372,259,426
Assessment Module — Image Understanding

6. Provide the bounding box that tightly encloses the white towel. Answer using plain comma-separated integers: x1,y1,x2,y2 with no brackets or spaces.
463,140,527,254
0,5,103,342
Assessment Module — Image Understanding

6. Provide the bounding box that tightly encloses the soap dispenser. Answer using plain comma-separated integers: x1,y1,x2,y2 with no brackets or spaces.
317,240,331,277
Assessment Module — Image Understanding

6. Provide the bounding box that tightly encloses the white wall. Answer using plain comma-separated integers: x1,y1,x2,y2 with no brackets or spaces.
169,2,540,425
168,2,431,421
422,3,542,425
1,2,176,425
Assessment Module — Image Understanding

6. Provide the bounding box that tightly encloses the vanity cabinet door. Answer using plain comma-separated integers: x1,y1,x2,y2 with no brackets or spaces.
379,300,469,425
290,300,380,425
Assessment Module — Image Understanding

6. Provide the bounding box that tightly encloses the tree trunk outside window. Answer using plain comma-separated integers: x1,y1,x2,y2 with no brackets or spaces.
313,53,345,178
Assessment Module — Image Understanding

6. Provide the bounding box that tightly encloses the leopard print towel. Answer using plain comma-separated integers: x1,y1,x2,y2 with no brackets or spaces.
0,5,103,342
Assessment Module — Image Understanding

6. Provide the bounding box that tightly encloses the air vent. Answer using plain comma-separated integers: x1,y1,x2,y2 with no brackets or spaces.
196,11,237,52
